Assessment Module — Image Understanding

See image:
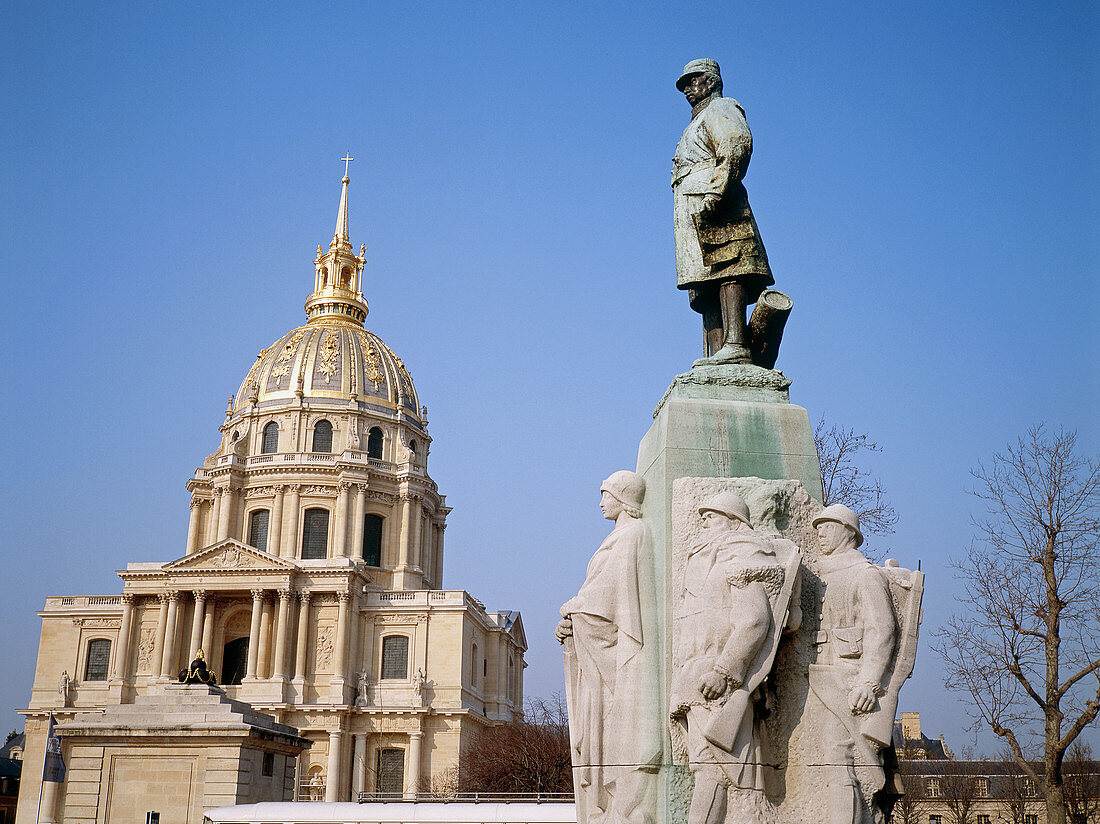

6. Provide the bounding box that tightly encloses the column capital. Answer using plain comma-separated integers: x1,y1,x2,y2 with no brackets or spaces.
157,592,170,604
336,590,351,603
338,481,353,493
190,496,204,509
287,483,302,494
167,590,182,603
251,588,265,602
273,483,287,495
297,589,313,604
355,482,369,494
192,589,208,602
277,587,293,601
121,593,136,606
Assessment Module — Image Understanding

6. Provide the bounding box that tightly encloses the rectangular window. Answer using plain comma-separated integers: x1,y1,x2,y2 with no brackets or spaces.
262,752,275,777
975,778,989,797
84,639,111,681
1024,815,1038,824
381,635,409,680
977,815,991,824
929,816,942,824
377,748,404,797
927,780,942,798
249,509,270,552
1023,780,1036,797
301,508,330,559
471,643,478,687
362,514,383,567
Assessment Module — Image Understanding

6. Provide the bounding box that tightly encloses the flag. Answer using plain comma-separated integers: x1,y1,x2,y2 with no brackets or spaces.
42,714,65,784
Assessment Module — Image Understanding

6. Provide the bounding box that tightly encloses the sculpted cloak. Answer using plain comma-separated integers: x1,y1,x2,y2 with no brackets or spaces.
562,518,661,824
672,95,772,312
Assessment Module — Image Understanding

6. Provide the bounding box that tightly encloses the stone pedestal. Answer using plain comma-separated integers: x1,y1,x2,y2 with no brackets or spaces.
52,685,309,824
634,365,823,824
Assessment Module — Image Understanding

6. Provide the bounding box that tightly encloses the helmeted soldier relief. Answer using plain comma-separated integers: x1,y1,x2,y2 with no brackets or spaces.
559,471,661,824
808,504,899,824
673,59,773,365
670,491,799,824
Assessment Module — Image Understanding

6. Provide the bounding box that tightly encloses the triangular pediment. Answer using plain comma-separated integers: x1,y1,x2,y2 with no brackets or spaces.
164,539,298,572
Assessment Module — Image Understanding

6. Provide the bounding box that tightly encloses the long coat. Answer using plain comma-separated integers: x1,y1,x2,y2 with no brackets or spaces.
562,518,661,823
673,95,772,305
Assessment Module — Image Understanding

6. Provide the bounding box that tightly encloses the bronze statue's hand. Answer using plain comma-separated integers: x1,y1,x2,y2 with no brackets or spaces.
699,669,728,700
555,617,573,644
848,684,878,714
700,193,721,216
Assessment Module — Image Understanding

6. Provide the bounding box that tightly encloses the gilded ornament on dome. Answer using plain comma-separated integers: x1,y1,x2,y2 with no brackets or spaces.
271,330,305,385
242,348,269,392
318,330,340,383
358,331,384,385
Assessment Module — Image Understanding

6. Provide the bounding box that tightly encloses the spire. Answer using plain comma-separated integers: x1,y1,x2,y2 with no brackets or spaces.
333,154,353,245
305,159,369,326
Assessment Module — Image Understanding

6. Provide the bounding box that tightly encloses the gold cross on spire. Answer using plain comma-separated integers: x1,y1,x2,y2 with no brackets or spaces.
341,154,354,177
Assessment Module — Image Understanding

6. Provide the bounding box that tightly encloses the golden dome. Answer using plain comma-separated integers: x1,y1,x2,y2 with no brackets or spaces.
234,321,422,424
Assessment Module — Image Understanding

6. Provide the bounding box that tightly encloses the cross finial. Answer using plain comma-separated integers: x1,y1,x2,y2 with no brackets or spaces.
341,154,354,177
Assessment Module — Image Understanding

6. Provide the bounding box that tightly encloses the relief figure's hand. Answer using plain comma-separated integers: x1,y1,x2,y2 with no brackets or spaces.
848,683,879,714
555,617,573,644
700,193,721,216
699,669,729,700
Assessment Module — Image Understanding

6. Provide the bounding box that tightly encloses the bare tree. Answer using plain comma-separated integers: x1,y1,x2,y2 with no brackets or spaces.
941,769,981,824
895,762,928,824
813,417,899,545
934,427,1100,824
458,693,572,796
992,750,1043,824
1063,742,1100,824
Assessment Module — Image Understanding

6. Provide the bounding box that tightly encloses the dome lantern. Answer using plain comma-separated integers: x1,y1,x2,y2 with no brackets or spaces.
304,159,369,326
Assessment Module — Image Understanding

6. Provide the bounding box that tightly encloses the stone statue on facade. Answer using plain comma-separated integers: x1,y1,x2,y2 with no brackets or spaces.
58,670,70,706
670,491,800,824
674,59,791,369
356,670,371,707
558,470,662,824
413,667,426,703
807,504,922,824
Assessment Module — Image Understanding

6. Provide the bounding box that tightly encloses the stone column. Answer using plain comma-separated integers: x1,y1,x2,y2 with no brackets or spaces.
211,488,224,542
294,591,312,682
273,588,292,680
397,492,412,567
352,484,367,560
112,593,136,681
224,487,239,541
183,590,205,662
408,500,422,569
186,497,203,555
282,484,301,558
331,590,351,702
407,730,423,799
334,482,351,557
325,730,343,802
245,588,264,679
152,593,169,677
269,485,285,556
201,597,216,655
258,595,275,679
352,733,368,798
160,591,182,679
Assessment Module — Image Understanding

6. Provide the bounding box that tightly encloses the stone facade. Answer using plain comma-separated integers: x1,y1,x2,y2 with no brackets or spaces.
16,173,527,822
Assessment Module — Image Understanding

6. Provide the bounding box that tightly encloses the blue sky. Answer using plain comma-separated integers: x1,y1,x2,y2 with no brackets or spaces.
2,1,1097,751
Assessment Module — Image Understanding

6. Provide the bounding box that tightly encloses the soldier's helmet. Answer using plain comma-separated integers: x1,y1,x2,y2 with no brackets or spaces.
811,503,864,548
698,490,751,526
676,58,721,91
600,470,646,512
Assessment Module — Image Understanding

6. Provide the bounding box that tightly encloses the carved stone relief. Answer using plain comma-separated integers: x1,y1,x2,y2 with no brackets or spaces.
315,625,335,671
137,627,156,673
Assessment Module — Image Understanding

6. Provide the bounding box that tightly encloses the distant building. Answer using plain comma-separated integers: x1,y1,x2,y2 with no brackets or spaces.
895,711,950,759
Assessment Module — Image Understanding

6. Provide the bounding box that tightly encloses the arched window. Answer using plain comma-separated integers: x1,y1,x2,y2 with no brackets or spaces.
222,637,249,685
408,439,417,456
312,419,333,453
362,514,384,567
367,427,383,459
261,422,279,454
301,508,329,559
376,748,404,798
248,509,270,552
380,635,409,680
84,639,111,681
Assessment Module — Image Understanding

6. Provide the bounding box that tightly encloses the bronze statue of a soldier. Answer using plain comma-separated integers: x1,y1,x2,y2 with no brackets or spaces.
673,59,776,366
